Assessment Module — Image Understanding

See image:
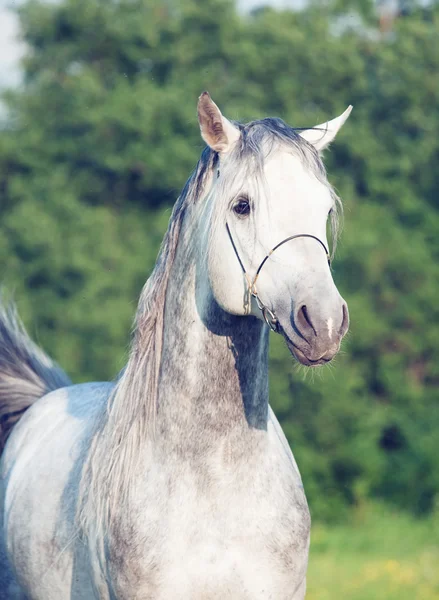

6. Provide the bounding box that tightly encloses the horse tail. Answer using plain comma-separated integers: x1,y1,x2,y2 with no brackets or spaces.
0,299,71,453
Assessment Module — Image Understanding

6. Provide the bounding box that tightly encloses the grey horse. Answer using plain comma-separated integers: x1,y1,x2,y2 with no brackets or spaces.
0,93,351,599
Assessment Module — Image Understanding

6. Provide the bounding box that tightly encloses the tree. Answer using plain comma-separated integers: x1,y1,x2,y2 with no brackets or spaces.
1,0,438,519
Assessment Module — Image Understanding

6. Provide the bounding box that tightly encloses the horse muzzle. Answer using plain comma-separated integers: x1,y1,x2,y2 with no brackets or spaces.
282,300,349,367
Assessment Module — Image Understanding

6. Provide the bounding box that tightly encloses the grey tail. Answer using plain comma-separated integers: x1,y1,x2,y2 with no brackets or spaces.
0,300,71,452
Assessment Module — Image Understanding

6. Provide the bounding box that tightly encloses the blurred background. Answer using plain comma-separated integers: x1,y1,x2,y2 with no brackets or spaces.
0,0,438,597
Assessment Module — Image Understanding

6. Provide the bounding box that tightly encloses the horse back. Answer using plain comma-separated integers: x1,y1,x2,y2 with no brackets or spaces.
0,382,113,600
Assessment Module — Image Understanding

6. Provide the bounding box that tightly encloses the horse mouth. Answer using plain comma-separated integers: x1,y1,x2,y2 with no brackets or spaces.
281,330,333,367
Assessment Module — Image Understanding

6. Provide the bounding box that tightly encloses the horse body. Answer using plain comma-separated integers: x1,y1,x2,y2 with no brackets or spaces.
0,94,351,598
1,389,309,600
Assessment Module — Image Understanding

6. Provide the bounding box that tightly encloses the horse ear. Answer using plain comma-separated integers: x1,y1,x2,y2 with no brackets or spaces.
299,106,353,152
197,92,240,153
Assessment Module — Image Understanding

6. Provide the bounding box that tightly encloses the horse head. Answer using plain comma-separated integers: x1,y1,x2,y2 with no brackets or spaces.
198,92,351,366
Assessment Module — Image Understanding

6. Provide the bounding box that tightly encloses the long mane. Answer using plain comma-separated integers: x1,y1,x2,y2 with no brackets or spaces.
77,147,216,567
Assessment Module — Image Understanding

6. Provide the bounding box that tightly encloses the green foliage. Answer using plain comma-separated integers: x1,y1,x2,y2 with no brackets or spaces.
0,0,438,520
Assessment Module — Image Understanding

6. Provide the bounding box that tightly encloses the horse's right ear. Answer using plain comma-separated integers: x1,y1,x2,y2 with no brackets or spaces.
197,92,240,153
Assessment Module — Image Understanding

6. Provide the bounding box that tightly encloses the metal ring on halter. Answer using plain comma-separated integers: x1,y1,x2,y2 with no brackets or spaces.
226,221,331,334
253,291,280,333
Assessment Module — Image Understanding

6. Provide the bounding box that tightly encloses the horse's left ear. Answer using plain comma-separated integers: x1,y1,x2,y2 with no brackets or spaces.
197,92,240,153
299,106,353,152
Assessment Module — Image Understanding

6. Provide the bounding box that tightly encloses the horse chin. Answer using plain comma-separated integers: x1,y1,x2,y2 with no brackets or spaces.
281,330,334,367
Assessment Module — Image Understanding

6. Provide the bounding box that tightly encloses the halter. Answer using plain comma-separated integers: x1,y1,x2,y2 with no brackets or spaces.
226,222,331,333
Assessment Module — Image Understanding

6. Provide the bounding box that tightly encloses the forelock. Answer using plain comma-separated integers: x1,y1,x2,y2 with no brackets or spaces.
235,117,326,178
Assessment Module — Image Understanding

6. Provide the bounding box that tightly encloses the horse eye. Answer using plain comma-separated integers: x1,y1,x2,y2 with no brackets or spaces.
233,198,251,217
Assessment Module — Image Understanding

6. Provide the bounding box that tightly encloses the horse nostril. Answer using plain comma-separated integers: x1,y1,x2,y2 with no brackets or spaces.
297,305,317,339
340,303,349,336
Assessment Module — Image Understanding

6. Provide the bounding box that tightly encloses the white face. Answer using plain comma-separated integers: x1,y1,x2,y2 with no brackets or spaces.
207,147,349,366
197,93,351,366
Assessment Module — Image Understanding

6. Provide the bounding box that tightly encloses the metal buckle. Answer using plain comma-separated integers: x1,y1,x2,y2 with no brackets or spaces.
262,306,280,333
253,292,279,333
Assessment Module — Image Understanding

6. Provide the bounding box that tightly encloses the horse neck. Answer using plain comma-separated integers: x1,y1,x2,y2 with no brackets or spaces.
156,215,270,450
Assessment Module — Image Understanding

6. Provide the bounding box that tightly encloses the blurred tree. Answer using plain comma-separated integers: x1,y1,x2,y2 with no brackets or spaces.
0,0,438,520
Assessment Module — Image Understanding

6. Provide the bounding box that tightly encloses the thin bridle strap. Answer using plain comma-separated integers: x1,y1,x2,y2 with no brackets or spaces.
225,221,331,332
226,222,248,275
256,234,330,278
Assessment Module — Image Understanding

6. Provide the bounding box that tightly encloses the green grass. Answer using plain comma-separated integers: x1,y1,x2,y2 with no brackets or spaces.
307,504,439,600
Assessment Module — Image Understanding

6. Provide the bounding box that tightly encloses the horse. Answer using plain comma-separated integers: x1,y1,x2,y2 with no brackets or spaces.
0,92,351,599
